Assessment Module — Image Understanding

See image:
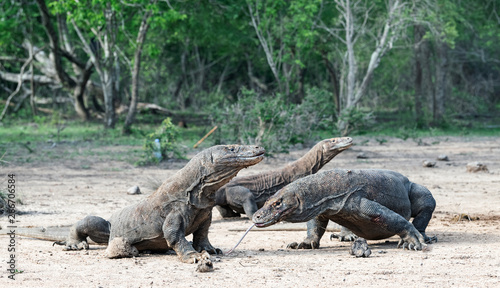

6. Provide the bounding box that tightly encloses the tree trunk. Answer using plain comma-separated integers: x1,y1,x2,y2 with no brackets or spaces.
101,4,117,128
73,61,93,121
321,51,340,117
123,8,153,134
413,24,424,127
247,0,282,93
335,0,401,135
433,40,448,125
35,0,76,88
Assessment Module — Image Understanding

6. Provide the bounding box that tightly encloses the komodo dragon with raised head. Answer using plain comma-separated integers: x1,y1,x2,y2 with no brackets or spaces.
253,169,437,251
215,137,353,219
25,145,264,263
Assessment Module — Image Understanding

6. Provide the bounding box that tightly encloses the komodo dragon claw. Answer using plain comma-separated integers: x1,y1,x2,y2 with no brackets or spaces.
287,240,319,249
330,231,358,242
52,241,66,246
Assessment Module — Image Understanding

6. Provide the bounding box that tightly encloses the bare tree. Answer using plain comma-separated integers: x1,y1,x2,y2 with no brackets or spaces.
0,0,94,121
123,1,156,134
318,0,406,135
247,0,282,92
71,3,119,128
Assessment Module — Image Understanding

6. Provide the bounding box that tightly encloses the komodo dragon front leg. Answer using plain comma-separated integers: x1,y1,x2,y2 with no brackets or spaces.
191,208,223,255
163,206,221,264
225,186,259,219
287,216,329,249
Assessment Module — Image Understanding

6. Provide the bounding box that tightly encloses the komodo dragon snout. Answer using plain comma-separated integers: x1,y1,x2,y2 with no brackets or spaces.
323,137,353,152
212,145,265,167
253,188,300,227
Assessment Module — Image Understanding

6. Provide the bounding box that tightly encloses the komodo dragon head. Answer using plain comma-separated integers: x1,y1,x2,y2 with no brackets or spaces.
316,137,353,166
252,184,302,227
198,145,266,192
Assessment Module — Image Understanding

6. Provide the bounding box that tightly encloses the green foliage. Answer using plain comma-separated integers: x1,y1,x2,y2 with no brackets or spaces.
210,88,334,154
338,107,375,136
138,118,185,165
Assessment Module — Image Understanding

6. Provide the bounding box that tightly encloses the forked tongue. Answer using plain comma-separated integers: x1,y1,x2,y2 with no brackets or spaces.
225,223,255,255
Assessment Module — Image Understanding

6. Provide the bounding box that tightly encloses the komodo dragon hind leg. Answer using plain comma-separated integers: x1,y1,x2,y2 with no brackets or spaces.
288,216,329,249
409,183,438,244
215,205,241,218
59,216,111,250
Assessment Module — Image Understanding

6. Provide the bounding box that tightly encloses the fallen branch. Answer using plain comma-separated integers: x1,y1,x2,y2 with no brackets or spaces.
193,126,218,148
136,102,173,115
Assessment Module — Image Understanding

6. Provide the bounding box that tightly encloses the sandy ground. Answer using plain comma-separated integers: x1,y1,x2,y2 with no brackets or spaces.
1,136,500,287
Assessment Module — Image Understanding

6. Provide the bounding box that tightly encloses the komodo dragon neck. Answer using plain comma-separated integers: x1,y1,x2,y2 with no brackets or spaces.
282,145,326,181
249,143,330,196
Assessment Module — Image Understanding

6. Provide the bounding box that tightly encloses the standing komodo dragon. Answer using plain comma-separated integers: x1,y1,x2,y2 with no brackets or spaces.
215,137,353,219
37,145,264,263
253,169,437,252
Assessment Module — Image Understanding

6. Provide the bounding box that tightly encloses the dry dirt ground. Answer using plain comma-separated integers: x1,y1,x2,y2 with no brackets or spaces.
1,136,500,287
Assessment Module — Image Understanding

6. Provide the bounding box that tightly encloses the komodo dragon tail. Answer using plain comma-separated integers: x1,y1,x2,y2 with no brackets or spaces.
0,226,104,246
0,226,69,245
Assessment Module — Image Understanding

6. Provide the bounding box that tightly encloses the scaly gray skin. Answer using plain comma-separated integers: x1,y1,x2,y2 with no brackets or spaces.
54,145,265,263
253,169,437,251
215,137,353,219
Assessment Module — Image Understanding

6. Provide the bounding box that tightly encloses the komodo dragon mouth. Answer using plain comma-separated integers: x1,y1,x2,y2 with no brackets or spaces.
218,147,265,166
238,150,265,161
252,195,299,228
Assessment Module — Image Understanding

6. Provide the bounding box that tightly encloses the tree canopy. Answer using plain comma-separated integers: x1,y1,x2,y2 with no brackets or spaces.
1,0,499,136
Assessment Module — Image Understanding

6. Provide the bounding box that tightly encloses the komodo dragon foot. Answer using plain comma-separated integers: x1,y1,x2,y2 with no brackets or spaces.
193,242,223,255
180,250,212,264
350,238,371,258
423,234,438,244
61,239,89,251
330,228,358,242
287,239,319,249
397,228,427,251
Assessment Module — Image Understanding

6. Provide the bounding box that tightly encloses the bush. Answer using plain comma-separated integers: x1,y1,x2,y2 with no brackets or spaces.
337,107,375,135
210,88,335,154
137,118,185,165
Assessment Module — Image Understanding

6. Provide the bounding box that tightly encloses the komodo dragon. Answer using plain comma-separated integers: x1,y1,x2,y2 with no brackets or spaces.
215,137,353,219
27,145,264,263
252,169,437,251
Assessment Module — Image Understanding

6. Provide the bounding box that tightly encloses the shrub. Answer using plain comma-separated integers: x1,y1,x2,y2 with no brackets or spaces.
210,88,335,154
137,118,185,165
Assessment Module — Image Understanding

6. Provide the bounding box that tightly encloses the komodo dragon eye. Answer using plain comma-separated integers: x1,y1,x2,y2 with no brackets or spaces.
273,200,282,208
230,147,235,152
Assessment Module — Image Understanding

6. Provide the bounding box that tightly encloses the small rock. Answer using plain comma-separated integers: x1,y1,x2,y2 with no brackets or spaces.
356,152,369,159
466,162,489,173
127,186,141,195
422,160,436,168
196,259,214,273
437,154,449,161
